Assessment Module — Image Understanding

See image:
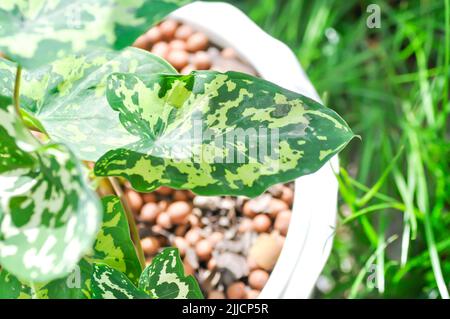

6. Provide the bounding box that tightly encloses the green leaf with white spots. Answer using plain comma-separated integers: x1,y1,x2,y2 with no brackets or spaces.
0,48,176,161
0,196,142,299
0,96,102,283
0,268,32,299
139,248,203,299
0,0,188,68
91,264,150,299
0,96,37,172
94,71,355,197
85,196,142,285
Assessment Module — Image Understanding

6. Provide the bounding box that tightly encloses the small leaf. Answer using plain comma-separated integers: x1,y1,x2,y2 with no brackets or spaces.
0,0,188,68
94,71,354,197
0,96,102,282
139,248,203,299
86,196,142,285
91,264,149,299
0,48,176,161
1,196,142,298
0,269,32,299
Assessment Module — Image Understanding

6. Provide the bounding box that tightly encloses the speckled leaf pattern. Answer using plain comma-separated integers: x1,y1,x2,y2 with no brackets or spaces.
91,264,150,299
0,96,36,172
0,96,102,283
86,196,142,284
139,248,203,299
0,0,187,68
0,48,176,161
0,269,32,299
35,196,142,298
0,196,142,298
94,71,354,197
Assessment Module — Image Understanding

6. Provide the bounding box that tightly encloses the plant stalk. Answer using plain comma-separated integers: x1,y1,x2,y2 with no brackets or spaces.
13,65,22,116
108,177,146,270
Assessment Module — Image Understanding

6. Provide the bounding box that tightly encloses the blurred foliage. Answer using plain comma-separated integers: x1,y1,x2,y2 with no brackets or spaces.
230,0,450,298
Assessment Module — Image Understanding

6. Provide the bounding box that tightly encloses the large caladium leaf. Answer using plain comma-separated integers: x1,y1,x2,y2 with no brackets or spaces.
139,248,203,299
91,264,150,299
0,48,176,161
0,0,187,68
0,96,102,282
94,71,354,197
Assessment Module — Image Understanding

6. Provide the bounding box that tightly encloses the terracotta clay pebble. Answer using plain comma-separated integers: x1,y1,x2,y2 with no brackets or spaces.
167,50,189,70
173,236,189,257
195,239,212,261
188,214,200,227
207,258,217,270
158,200,169,211
268,198,289,218
173,190,189,201
142,192,157,203
167,201,192,224
186,32,209,52
133,35,151,50
208,290,225,299
238,218,253,233
281,186,294,206
226,281,247,299
169,39,187,51
125,189,143,214
246,289,260,299
274,210,291,236
151,42,170,58
175,24,194,40
249,233,283,271
247,256,259,271
185,228,202,245
183,257,196,276
221,47,237,59
156,186,173,196
159,19,178,40
156,212,172,229
252,214,272,233
146,26,162,44
141,237,160,256
248,269,269,290
140,202,161,223
181,64,196,75
193,51,212,70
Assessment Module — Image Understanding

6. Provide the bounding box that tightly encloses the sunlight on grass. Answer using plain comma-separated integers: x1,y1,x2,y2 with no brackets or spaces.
237,0,450,298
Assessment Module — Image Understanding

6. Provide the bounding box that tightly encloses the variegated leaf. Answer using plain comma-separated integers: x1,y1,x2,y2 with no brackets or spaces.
0,268,32,299
94,71,354,197
91,264,149,299
0,48,176,161
139,248,203,299
0,96,102,282
85,196,142,284
0,0,187,68
12,196,142,298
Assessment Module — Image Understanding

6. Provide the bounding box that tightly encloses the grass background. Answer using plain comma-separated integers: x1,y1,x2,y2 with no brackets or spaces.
225,0,450,298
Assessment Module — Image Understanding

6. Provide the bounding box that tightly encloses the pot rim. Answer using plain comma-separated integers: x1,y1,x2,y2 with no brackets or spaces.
171,1,338,299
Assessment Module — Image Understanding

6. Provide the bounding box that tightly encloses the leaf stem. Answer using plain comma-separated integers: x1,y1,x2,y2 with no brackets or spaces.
108,177,146,270
13,65,22,116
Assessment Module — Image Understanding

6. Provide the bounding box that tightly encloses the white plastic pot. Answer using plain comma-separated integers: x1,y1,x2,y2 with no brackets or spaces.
171,1,339,299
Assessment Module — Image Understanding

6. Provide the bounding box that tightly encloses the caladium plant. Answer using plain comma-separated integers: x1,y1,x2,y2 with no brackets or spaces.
0,0,354,299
